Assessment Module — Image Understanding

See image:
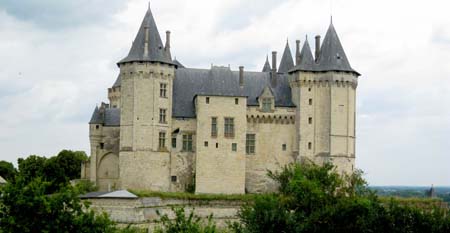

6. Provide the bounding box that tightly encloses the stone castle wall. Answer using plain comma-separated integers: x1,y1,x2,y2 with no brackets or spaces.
86,197,242,232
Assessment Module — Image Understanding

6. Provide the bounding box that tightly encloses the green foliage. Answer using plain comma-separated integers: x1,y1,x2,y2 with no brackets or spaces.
131,189,256,202
233,162,450,233
154,207,219,233
0,161,17,182
75,179,99,194
16,150,88,192
0,176,115,233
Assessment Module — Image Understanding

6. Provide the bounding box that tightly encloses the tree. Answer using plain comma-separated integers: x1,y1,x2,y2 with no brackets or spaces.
0,161,17,182
0,176,115,233
155,207,219,233
17,155,46,183
232,163,450,233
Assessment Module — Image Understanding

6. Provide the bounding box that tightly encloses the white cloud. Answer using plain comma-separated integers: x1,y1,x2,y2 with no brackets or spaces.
0,0,449,185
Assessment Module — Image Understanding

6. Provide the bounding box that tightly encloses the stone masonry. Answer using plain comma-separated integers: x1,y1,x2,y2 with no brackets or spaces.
81,5,361,194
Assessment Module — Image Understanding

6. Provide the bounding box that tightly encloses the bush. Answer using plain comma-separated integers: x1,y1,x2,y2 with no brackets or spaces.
232,162,450,233
154,207,219,233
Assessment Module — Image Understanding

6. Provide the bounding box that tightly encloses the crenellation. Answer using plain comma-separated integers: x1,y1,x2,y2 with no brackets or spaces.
81,5,360,194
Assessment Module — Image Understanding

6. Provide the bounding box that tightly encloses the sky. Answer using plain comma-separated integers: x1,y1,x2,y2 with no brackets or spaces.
0,0,449,186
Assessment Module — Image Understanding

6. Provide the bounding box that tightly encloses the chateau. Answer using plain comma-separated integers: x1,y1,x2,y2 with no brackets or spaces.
80,5,360,194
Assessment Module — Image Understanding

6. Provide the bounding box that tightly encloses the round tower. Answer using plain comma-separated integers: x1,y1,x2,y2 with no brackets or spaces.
117,5,176,191
289,23,360,174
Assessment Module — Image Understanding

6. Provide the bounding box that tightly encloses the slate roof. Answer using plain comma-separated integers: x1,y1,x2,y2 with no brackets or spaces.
289,23,359,75
79,190,137,199
278,41,294,73
89,106,102,124
172,66,294,118
173,58,185,68
112,74,121,88
117,6,173,66
88,107,120,126
296,39,315,71
262,55,271,72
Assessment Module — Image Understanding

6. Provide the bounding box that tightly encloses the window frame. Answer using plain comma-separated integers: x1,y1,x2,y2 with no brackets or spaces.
159,108,167,124
211,117,218,137
158,131,166,149
246,134,256,154
160,83,167,98
182,134,193,152
224,117,235,138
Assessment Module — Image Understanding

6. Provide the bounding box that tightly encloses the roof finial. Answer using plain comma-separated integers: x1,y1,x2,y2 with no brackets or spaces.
148,1,151,10
331,15,333,24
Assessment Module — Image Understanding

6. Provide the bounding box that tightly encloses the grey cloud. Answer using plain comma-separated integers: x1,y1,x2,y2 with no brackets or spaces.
0,0,127,29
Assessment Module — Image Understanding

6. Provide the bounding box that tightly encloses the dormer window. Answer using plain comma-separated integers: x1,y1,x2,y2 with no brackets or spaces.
262,98,272,112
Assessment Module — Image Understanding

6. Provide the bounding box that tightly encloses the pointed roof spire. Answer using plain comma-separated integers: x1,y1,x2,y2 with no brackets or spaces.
112,74,121,88
288,38,316,72
278,40,294,73
262,55,271,72
118,5,173,66
317,23,359,75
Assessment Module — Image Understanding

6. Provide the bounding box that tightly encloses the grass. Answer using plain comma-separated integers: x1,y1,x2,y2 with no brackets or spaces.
129,189,258,202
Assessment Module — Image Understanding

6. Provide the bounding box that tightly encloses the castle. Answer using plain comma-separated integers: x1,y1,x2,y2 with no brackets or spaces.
80,5,360,194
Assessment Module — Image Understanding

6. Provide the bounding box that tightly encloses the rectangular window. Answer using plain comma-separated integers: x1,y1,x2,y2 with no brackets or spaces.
160,83,167,97
282,144,286,151
159,109,167,123
232,143,237,152
171,137,177,148
211,117,217,137
309,98,313,105
182,134,193,152
159,132,166,149
308,142,312,150
224,117,234,137
171,176,177,182
235,98,239,105
308,117,312,124
308,88,311,92
262,98,272,112
204,141,208,147
246,134,255,154
206,97,210,104
99,143,104,149
216,143,219,148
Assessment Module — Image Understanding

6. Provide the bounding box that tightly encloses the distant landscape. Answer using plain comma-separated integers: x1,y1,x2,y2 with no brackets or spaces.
371,186,450,203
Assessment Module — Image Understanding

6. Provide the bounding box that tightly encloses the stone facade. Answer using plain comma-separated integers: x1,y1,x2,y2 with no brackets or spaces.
81,5,361,194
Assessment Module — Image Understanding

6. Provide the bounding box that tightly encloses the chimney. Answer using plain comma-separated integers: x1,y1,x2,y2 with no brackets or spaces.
315,35,321,62
271,51,277,73
165,30,171,50
239,66,244,86
271,51,277,87
295,40,301,65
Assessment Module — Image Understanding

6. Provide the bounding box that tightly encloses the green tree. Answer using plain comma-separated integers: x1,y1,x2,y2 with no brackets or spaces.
0,176,114,233
17,155,47,183
0,161,17,182
232,162,450,233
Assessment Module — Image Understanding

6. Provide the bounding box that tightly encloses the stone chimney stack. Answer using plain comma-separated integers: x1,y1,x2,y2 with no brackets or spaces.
315,35,321,62
165,30,171,50
271,51,277,73
239,66,244,86
295,40,301,65
271,51,277,87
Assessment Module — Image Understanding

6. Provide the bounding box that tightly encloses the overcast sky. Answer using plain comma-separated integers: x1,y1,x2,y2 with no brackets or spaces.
0,0,449,186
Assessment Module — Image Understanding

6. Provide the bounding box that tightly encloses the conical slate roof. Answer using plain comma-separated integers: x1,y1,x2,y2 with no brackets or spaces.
291,39,315,71
262,55,271,72
316,23,358,75
112,74,121,88
89,106,103,124
118,6,173,66
278,41,294,73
